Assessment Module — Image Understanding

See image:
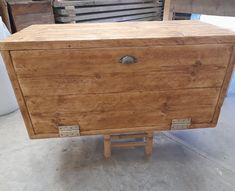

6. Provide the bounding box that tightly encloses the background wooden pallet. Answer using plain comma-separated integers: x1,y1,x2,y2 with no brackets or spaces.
8,0,54,32
173,12,191,20
53,0,163,23
0,0,11,32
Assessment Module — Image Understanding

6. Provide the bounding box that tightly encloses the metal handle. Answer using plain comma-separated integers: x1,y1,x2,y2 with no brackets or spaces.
120,55,137,64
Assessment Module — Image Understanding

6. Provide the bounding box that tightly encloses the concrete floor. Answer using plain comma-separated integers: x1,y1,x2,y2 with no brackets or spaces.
0,74,235,191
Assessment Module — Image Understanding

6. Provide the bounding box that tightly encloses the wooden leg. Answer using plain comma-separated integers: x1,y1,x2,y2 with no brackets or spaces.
163,0,173,20
145,131,153,156
104,135,111,159
103,131,154,159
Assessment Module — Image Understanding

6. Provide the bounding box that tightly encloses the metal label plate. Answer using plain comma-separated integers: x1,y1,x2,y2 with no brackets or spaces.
58,125,80,137
171,118,191,130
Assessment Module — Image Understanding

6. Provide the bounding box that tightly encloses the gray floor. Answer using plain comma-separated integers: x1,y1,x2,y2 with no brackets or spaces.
0,74,235,191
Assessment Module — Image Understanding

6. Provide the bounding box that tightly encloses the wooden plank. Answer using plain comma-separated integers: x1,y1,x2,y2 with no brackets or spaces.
57,15,158,23
145,131,153,156
8,1,53,15
0,51,35,137
111,133,147,140
25,88,220,134
29,121,214,138
0,0,12,32
12,45,231,76
11,45,231,96
16,63,227,95
53,0,156,7
127,16,158,21
8,1,54,32
82,123,214,135
56,3,157,15
69,13,160,23
104,131,153,158
55,7,157,22
112,142,146,148
163,0,173,20
25,89,220,114
212,46,235,124
53,0,163,23
104,135,111,159
1,21,235,50
12,12,55,32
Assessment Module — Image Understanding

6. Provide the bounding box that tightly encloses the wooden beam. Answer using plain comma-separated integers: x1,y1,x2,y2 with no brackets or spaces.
103,131,154,159
0,0,12,32
163,0,173,20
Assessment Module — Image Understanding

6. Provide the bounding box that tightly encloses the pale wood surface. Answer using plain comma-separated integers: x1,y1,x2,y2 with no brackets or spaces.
8,0,54,32
1,21,235,50
111,142,146,148
212,46,235,124
9,44,232,135
1,21,235,138
25,88,219,134
0,0,12,32
11,45,231,95
163,0,173,20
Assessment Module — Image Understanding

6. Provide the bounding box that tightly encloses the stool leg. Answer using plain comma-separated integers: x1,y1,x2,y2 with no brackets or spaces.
104,135,111,159
145,132,153,156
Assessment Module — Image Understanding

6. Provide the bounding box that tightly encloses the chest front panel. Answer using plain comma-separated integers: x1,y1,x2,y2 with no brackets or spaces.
10,44,232,136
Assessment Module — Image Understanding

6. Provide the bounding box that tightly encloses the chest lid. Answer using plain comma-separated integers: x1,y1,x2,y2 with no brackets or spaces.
1,20,235,50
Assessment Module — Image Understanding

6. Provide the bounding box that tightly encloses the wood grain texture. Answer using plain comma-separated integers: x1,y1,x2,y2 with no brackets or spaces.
0,0,12,32
56,3,157,15
163,0,173,20
8,0,54,32
11,45,231,96
53,0,158,7
212,45,235,124
1,21,235,50
80,13,160,23
1,51,35,137
55,8,159,22
25,88,220,134
1,21,234,139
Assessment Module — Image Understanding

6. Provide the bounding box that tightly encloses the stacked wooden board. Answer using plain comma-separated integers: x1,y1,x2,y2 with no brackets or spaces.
173,12,191,20
0,0,11,32
8,0,54,32
53,0,163,23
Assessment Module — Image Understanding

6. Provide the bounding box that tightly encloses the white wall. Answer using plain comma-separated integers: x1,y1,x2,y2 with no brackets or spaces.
200,15,235,31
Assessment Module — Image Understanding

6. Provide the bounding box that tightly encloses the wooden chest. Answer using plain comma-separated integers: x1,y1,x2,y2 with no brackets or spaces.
0,21,235,139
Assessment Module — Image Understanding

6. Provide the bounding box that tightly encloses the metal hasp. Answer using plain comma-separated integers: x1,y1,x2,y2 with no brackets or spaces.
58,125,80,137
171,118,191,130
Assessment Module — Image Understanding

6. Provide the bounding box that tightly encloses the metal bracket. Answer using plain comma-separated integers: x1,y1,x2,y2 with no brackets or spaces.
171,118,191,130
58,125,80,137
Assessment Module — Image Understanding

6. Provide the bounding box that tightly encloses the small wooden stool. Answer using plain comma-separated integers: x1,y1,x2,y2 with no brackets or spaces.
103,131,154,159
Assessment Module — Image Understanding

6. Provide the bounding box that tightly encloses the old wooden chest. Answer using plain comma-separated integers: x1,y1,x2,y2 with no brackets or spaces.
0,21,235,139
